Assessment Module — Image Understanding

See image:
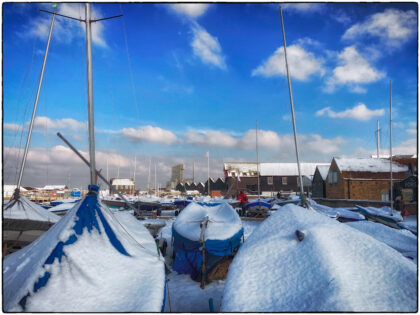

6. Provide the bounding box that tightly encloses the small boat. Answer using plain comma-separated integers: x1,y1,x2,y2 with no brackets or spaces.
221,204,417,312
133,199,162,211
49,198,80,207
48,201,80,216
3,195,61,255
309,200,365,223
355,205,402,228
172,201,243,287
244,199,271,217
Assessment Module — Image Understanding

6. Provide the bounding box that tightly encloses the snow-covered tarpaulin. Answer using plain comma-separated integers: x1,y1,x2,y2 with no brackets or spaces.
3,196,60,223
172,202,243,280
3,189,165,312
221,204,417,312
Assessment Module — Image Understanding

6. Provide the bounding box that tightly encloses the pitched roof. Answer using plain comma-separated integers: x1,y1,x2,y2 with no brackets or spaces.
224,162,329,177
334,158,408,173
316,165,330,180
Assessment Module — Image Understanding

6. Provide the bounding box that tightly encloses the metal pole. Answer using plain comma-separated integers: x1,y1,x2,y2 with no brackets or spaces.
279,7,306,206
148,157,151,192
207,152,210,196
85,3,97,186
193,162,195,183
57,132,137,211
390,80,393,215
16,12,56,190
376,120,380,158
256,120,260,201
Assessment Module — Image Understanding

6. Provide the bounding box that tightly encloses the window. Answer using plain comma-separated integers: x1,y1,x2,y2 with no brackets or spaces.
282,177,287,185
328,170,338,184
381,191,389,201
231,172,236,177
267,176,273,185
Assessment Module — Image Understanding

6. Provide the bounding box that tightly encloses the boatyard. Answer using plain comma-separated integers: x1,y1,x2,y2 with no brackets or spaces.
3,2,418,313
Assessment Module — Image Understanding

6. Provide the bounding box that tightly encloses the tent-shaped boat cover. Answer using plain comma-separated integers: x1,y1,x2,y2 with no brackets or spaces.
221,204,417,312
3,187,166,312
172,202,243,280
3,195,60,225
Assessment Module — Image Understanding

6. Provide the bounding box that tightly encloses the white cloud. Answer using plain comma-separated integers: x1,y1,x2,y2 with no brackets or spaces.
303,134,346,154
316,103,385,121
342,9,417,47
281,3,326,14
4,123,24,131
191,25,226,69
331,9,351,25
392,138,417,156
325,46,384,92
168,3,210,19
407,122,417,135
252,45,325,80
183,130,237,147
19,3,107,47
121,126,178,145
33,116,87,131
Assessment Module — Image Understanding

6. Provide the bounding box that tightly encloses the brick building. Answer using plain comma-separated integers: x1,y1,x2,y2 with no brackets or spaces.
223,162,329,197
325,157,408,201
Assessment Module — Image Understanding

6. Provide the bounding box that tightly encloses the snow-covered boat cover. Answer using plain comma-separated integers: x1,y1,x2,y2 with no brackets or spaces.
356,205,403,222
222,204,417,312
3,193,165,312
172,202,243,279
173,202,242,241
3,196,60,223
48,201,80,213
310,199,365,221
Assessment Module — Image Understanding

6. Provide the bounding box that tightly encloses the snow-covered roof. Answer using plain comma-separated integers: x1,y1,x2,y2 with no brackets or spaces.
259,163,329,176
3,185,27,193
221,204,416,312
43,185,67,190
111,178,134,186
3,196,60,223
334,158,408,173
174,202,242,241
316,165,330,180
3,197,165,312
224,162,329,177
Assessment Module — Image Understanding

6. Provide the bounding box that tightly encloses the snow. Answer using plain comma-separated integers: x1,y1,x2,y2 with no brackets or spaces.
42,185,66,190
3,197,165,312
221,204,417,312
316,165,330,180
50,198,79,204
398,215,418,234
335,157,408,173
345,221,417,258
260,162,329,176
173,202,242,241
3,196,60,223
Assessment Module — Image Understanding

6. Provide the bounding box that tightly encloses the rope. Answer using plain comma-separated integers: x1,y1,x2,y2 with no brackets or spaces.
166,276,172,312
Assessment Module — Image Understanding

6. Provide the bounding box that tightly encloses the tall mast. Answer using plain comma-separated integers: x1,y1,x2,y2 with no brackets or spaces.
376,120,380,158
256,120,260,200
207,152,210,196
279,7,306,206
193,162,195,183
85,3,97,186
16,11,56,193
148,157,151,192
390,80,393,216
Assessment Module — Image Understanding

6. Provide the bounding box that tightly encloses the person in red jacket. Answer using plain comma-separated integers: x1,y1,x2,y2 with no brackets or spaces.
236,190,248,216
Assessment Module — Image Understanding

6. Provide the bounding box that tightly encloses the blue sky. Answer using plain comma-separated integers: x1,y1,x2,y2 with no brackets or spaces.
3,2,418,188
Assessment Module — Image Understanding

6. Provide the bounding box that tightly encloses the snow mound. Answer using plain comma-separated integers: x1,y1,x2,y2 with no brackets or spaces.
3,196,60,223
221,204,417,312
173,202,242,241
3,195,165,312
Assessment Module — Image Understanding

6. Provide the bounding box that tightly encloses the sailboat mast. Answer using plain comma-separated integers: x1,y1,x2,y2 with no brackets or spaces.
256,120,260,200
390,80,393,215
85,3,97,186
279,7,306,205
376,120,380,158
16,11,56,191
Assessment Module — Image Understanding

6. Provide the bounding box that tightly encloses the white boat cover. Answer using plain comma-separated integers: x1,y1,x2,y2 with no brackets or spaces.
221,204,417,312
3,194,165,312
